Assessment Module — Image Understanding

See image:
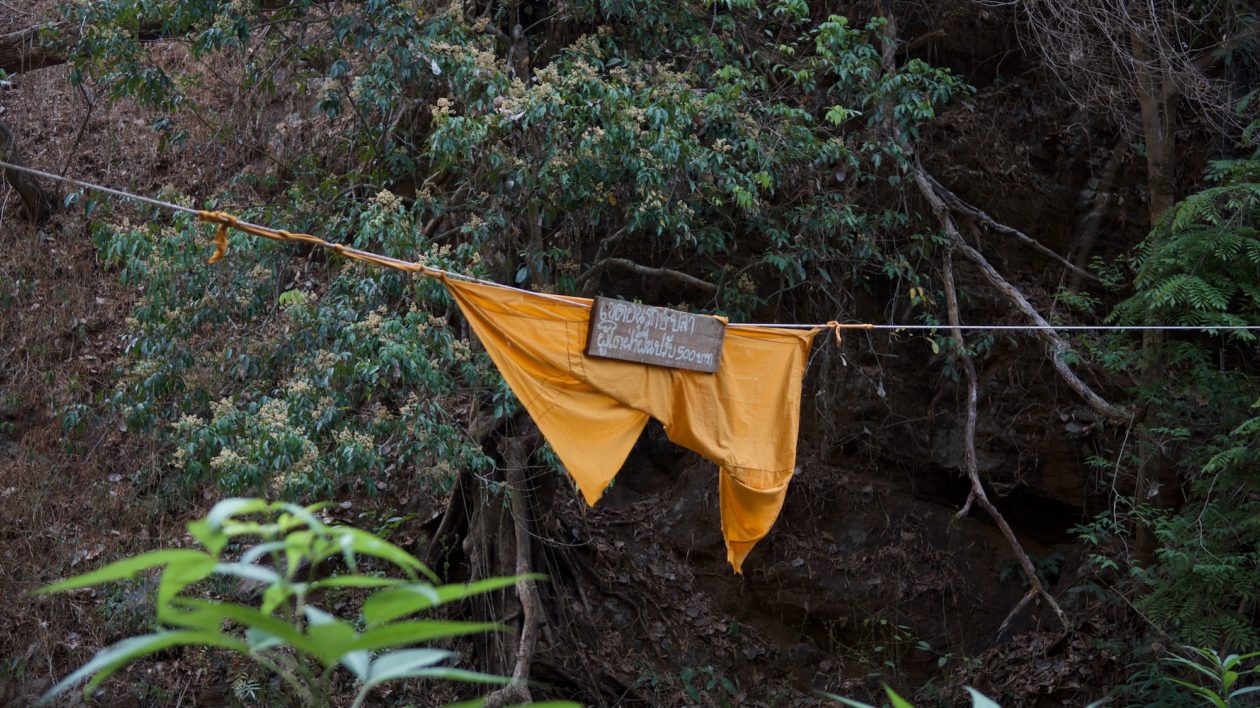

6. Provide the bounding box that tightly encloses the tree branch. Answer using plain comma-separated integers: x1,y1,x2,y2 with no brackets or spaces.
923,172,1100,284
578,257,718,295
941,247,1071,638
914,166,1131,423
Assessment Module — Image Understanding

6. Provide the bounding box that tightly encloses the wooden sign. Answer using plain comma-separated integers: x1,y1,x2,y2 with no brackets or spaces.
586,297,725,373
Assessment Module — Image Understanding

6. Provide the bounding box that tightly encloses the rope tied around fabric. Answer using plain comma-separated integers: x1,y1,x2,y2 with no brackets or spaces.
200,211,237,264
825,321,875,347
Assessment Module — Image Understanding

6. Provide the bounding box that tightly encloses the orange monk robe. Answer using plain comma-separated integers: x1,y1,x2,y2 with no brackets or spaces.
444,277,821,572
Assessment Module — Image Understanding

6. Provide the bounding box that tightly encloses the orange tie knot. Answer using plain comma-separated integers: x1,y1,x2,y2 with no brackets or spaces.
207,224,229,264
205,211,237,227
826,321,843,347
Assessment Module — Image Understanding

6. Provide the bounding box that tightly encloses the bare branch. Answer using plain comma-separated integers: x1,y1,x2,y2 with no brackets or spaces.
941,247,1071,637
578,257,718,295
915,166,1132,423
924,172,1100,283
1015,0,1258,137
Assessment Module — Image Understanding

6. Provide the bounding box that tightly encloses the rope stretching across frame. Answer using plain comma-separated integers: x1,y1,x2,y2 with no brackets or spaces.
5,158,1260,336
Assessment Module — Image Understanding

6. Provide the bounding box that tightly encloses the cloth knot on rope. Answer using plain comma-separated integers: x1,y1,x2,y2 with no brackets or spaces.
197,210,238,264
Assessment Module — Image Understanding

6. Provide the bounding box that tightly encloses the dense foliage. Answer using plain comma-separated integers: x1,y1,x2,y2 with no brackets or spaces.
1078,116,1260,655
64,0,968,504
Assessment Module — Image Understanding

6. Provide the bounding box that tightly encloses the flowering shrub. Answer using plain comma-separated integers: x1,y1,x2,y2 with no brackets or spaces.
95,192,503,500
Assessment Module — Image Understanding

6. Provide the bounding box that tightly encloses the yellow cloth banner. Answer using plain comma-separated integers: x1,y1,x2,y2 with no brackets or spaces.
444,277,821,572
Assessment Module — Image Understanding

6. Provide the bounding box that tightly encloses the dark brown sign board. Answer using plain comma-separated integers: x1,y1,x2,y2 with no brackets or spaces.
586,297,726,373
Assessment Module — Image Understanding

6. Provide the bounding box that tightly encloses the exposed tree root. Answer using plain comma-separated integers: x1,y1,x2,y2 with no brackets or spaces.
424,468,471,576
940,247,1071,638
483,433,544,707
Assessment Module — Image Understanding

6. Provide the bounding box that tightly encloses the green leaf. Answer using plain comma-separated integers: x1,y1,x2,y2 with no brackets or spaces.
172,598,324,662
154,554,217,618
303,605,358,657
362,648,456,690
212,562,283,586
965,687,1001,708
1167,655,1230,686
189,498,271,553
404,667,508,685
362,575,539,626
239,540,288,566
1222,669,1239,693
38,630,248,705
1165,678,1227,708
882,685,912,705
309,575,407,591
883,685,915,708
350,620,503,653
814,691,876,708
342,650,371,681
245,627,285,652
36,549,215,595
331,527,438,582
273,501,331,536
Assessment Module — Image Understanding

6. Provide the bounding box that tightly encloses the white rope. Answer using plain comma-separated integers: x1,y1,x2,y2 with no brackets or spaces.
5,158,1259,334
731,322,1260,331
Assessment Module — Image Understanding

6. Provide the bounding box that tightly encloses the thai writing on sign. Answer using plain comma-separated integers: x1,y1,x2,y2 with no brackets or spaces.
586,297,725,373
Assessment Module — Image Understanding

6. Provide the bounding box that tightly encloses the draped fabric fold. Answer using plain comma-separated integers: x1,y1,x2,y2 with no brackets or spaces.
444,277,820,572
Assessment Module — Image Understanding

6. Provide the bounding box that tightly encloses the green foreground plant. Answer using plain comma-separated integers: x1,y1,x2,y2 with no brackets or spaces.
36,498,547,707
1163,646,1260,707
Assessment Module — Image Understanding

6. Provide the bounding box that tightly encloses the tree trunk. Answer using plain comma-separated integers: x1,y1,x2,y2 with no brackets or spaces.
455,426,547,691
483,433,543,708
1133,38,1177,225
0,24,66,76
0,120,51,224
1130,21,1176,564
1067,137,1127,293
